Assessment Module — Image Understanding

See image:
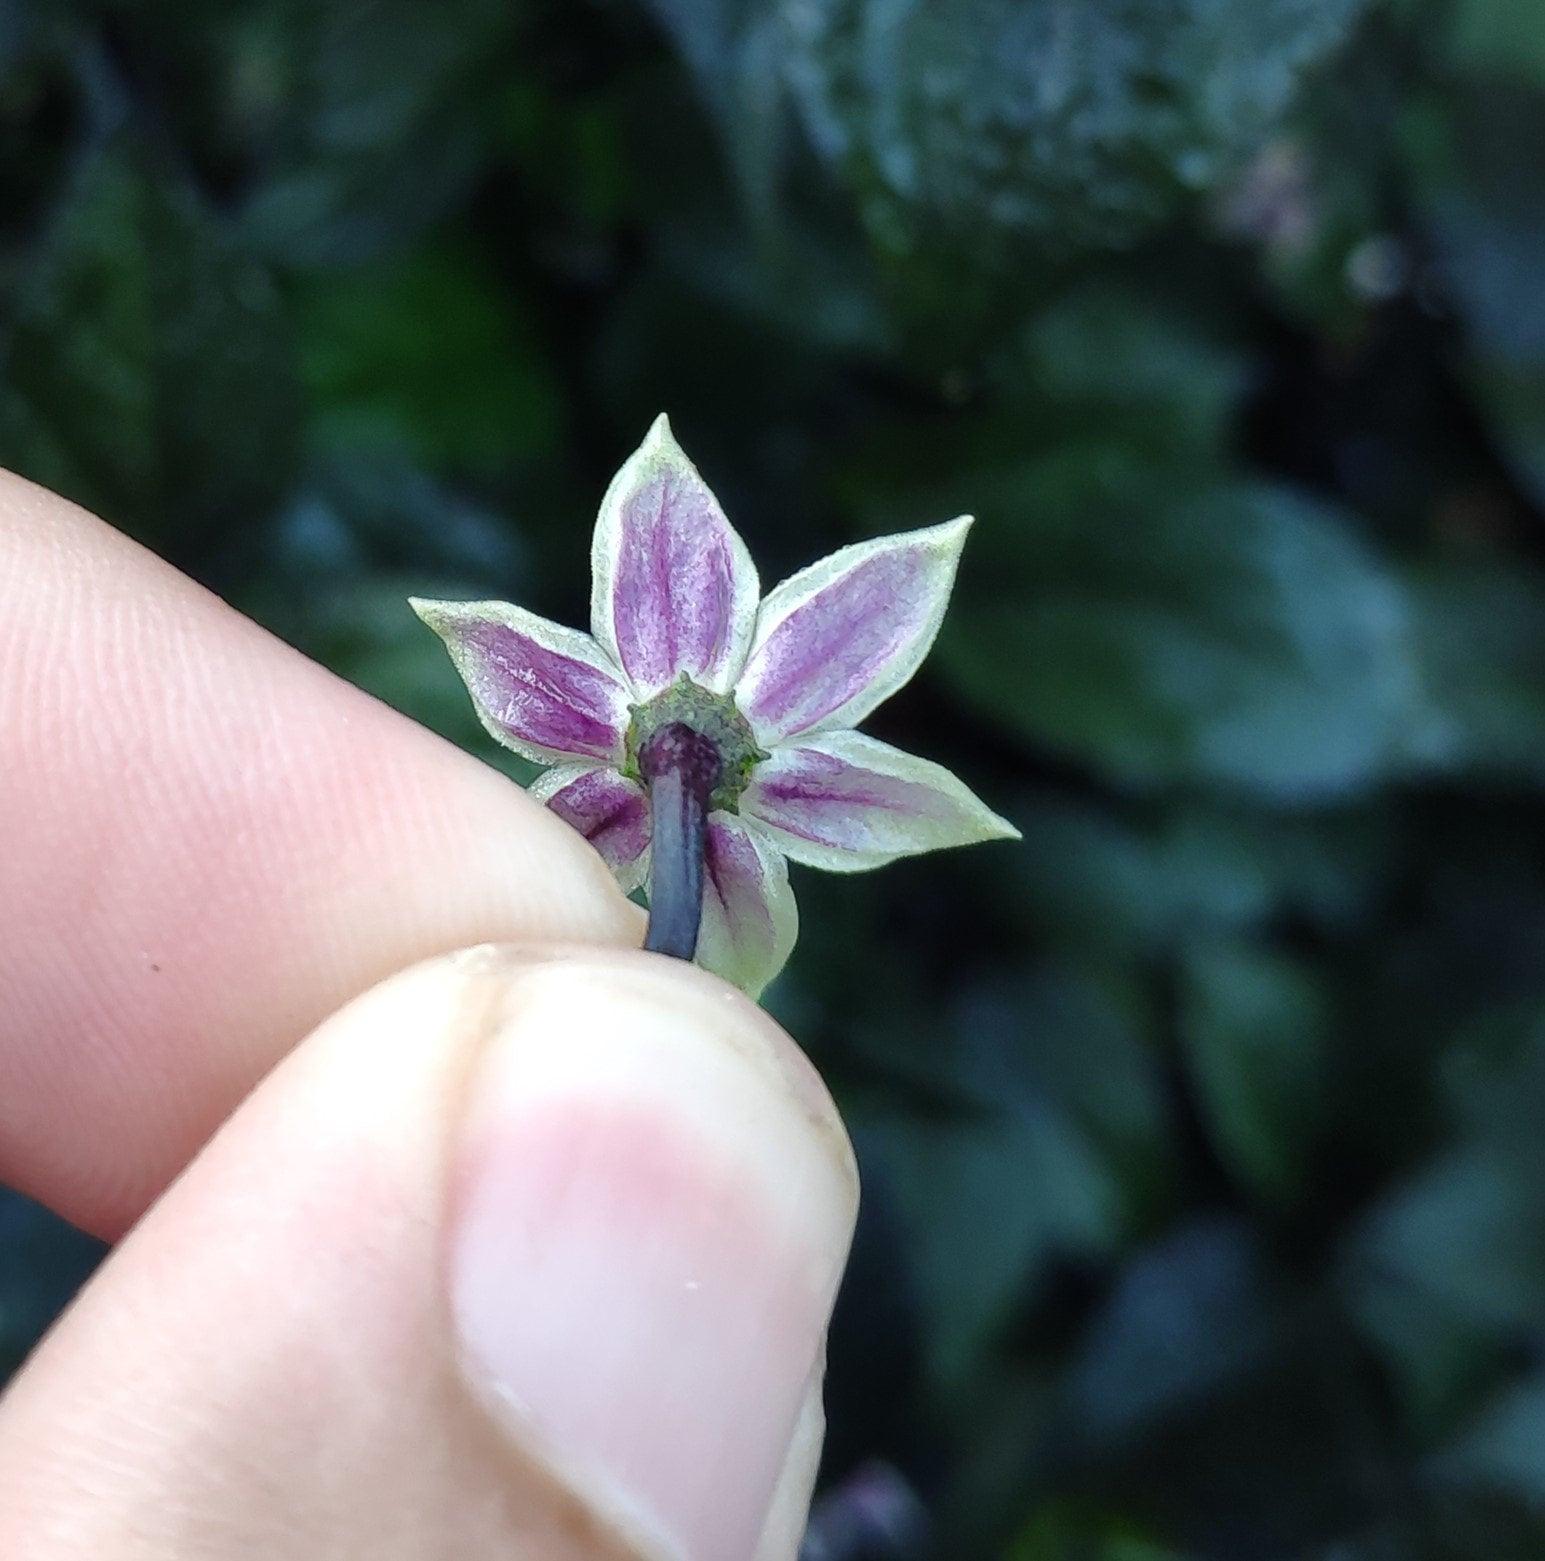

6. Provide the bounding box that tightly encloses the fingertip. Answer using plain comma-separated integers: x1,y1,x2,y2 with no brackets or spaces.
499,947,852,1165
0,943,853,1560
447,946,856,1559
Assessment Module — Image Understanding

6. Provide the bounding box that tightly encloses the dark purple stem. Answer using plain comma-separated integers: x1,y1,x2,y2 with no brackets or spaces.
640,723,722,962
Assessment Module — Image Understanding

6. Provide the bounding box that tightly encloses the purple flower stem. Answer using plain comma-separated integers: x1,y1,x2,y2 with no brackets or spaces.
640,723,723,962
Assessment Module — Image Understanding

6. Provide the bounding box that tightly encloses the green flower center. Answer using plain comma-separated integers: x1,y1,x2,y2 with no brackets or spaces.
623,674,768,813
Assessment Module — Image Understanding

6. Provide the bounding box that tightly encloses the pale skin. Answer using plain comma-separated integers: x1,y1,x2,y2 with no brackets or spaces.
0,468,858,1559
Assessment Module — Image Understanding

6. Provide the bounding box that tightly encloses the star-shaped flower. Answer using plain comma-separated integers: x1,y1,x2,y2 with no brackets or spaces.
412,416,1018,996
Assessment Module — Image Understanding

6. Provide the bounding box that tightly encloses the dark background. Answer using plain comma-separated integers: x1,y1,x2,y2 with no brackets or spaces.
4,1,1545,1556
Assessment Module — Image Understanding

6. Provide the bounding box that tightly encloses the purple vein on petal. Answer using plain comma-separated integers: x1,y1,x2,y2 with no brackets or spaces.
694,816,797,997
742,731,1019,872
743,549,907,731
531,765,651,887
459,620,625,758
593,416,759,696
736,518,970,743
753,748,906,826
705,818,773,939
412,599,631,764
616,470,731,686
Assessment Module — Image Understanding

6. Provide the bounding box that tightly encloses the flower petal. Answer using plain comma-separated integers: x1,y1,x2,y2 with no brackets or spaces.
412,598,631,765
735,517,971,744
529,764,651,893
694,817,798,998
743,731,1020,872
590,414,760,697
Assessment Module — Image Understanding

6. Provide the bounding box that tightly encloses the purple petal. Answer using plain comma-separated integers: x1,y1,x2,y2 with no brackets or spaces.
743,731,1019,872
591,415,759,696
694,817,798,997
412,598,631,764
735,517,971,744
529,764,651,891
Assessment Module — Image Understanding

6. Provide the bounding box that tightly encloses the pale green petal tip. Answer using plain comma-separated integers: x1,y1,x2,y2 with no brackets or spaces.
987,816,1023,845
915,513,973,564
409,595,485,641
948,777,1023,849
972,789,1022,845
594,412,705,542
638,410,700,481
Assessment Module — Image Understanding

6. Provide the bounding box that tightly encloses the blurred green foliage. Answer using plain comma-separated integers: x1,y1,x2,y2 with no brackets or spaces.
3,0,1545,1555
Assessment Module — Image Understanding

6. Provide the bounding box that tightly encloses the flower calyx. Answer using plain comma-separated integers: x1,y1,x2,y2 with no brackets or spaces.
623,673,768,815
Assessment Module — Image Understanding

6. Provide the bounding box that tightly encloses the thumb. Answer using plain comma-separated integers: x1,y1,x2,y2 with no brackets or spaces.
0,947,857,1560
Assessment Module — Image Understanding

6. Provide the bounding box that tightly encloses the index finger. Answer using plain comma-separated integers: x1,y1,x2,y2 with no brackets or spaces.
0,469,641,1237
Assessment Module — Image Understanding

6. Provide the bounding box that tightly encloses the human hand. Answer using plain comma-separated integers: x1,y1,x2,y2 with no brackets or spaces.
0,471,858,1559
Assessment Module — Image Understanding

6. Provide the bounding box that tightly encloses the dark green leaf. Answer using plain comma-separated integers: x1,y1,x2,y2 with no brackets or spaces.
856,970,1166,1389
862,1106,1119,1391
1010,801,1386,957
1179,940,1331,1205
1428,1374,1545,1530
639,0,790,227
939,484,1422,800
1407,562,1545,787
113,0,519,268
785,0,1370,259
1008,284,1248,466
0,1192,103,1383
295,239,562,473
1431,0,1545,87
1007,1501,1189,1561
0,146,300,547
1408,81,1545,510
1344,1141,1545,1437
1058,1217,1287,1448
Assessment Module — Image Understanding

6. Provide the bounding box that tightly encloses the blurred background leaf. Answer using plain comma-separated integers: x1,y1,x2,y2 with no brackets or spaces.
106,0,523,267
0,142,301,552
938,481,1423,800
782,0,1368,254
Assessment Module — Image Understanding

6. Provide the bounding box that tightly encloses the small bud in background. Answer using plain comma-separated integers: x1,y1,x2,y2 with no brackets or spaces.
801,1462,929,1561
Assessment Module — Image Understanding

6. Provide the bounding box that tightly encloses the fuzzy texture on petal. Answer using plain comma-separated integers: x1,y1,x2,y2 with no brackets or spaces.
528,764,652,893
742,730,1020,872
693,816,799,998
411,598,631,765
735,517,971,744
590,414,760,697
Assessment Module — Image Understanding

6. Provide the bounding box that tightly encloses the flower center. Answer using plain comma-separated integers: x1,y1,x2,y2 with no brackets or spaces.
623,674,767,813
